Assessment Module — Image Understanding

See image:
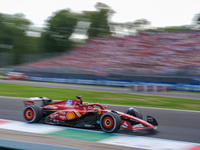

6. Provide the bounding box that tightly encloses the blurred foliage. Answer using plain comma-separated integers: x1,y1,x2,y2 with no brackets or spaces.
40,9,80,53
145,26,193,32
0,2,114,65
85,10,110,37
85,2,113,37
125,19,151,31
0,13,31,65
193,13,200,25
40,2,114,53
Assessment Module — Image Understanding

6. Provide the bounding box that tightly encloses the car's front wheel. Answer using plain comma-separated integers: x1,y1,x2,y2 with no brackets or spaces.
100,112,121,133
24,105,42,123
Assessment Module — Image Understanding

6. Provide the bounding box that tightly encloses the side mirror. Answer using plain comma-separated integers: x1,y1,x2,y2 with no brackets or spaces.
104,106,107,109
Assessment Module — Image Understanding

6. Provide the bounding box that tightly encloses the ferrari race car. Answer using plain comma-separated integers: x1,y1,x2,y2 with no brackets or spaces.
23,96,158,133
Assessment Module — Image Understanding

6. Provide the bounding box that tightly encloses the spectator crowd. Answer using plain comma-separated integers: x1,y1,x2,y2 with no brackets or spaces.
20,31,200,76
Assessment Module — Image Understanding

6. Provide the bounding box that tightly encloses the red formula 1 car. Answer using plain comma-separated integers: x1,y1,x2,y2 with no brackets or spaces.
23,96,158,133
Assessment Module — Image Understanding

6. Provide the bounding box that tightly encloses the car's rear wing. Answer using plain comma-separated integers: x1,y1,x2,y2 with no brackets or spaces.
24,97,52,106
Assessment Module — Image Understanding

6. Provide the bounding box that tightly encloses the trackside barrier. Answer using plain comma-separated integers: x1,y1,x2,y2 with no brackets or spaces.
27,75,200,92
129,85,170,92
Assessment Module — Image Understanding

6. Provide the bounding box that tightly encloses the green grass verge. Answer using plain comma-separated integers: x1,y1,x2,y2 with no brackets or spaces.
0,83,199,111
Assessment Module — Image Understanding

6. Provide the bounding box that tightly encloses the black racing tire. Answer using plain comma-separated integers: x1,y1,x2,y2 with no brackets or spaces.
24,105,42,123
100,112,121,133
124,108,143,119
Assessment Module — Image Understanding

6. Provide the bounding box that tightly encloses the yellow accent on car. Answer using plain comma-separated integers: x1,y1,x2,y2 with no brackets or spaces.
75,111,82,117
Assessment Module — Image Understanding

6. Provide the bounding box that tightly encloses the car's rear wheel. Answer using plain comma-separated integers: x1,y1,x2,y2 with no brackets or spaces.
124,108,143,119
100,112,121,133
24,105,42,123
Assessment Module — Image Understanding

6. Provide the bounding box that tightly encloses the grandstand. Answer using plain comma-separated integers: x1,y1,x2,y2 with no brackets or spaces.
18,31,200,78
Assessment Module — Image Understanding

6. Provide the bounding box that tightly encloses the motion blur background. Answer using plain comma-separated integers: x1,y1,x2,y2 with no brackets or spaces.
1,0,200,91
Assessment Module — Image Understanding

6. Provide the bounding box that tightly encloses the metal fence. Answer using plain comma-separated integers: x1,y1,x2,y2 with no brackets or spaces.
21,53,62,64
0,53,12,67
14,68,195,84
0,52,63,67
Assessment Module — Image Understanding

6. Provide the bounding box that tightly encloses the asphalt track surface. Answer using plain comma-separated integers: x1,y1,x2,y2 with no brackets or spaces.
0,80,200,149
